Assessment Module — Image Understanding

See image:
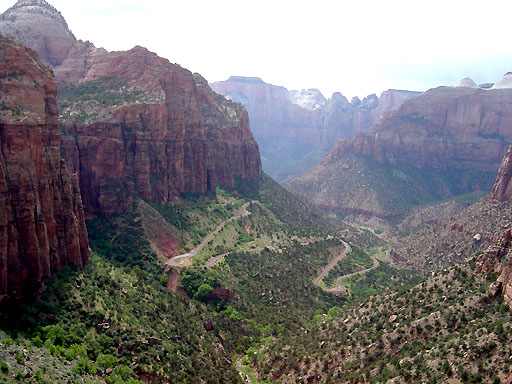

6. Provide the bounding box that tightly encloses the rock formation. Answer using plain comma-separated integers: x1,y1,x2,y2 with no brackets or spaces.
453,77,478,88
0,0,76,67
492,72,512,89
323,86,512,172
0,1,262,217
492,145,512,202
286,84,512,220
58,54,262,216
475,229,512,311
0,36,88,302
211,76,419,180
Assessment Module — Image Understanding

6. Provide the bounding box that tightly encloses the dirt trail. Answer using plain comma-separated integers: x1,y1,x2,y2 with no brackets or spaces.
166,201,253,268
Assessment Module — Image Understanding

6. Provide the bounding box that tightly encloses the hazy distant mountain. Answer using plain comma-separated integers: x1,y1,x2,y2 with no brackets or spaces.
211,76,420,181
286,81,512,220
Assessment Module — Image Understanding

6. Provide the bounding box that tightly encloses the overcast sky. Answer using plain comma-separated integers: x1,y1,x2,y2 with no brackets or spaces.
2,0,512,98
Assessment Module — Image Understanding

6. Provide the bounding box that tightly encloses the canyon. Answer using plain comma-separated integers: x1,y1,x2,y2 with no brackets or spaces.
286,82,512,219
211,76,419,180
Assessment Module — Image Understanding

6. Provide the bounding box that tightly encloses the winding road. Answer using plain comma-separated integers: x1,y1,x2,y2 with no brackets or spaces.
166,200,379,293
312,240,351,286
166,201,253,268
324,257,379,293
312,240,379,293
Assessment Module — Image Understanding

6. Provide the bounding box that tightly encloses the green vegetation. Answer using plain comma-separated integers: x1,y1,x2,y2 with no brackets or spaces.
342,261,422,300
0,253,242,383
248,262,512,383
322,247,374,288
287,152,497,222
87,206,156,269
2,171,505,383
230,174,332,236
58,77,143,110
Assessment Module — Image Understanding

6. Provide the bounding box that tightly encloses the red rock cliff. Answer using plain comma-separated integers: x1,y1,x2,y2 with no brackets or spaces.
56,47,261,216
327,86,512,172
0,36,88,302
0,1,262,216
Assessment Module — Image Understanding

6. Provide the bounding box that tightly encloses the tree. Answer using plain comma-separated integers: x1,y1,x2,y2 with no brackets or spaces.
194,283,214,302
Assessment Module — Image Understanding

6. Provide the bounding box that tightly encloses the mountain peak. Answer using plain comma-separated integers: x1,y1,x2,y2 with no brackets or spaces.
492,72,512,89
289,88,326,110
14,0,51,7
453,77,478,88
0,0,76,67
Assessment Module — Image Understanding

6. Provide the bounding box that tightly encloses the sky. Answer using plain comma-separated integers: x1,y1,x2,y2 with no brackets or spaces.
2,0,512,98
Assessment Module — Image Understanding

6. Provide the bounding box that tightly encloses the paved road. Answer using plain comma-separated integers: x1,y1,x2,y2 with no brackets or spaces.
312,240,380,293
166,201,253,268
312,240,352,286
324,257,379,293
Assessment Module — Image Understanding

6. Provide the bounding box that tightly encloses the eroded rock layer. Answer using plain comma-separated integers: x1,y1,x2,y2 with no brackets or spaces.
326,86,512,172
286,86,512,218
0,0,262,217
0,36,88,301
57,47,261,216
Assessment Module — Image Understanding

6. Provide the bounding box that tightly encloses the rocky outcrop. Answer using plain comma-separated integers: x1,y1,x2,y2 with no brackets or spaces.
0,1,262,217
0,0,76,67
0,36,88,302
475,229,512,311
57,47,261,216
492,145,512,202
211,76,419,180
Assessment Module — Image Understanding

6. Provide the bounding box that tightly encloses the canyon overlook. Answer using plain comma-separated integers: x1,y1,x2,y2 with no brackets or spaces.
286,82,512,219
0,0,262,217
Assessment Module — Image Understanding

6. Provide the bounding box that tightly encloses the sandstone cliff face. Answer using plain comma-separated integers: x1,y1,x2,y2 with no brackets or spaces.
0,1,262,217
57,47,261,216
211,76,419,180
492,145,512,202
0,36,88,302
326,86,512,172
